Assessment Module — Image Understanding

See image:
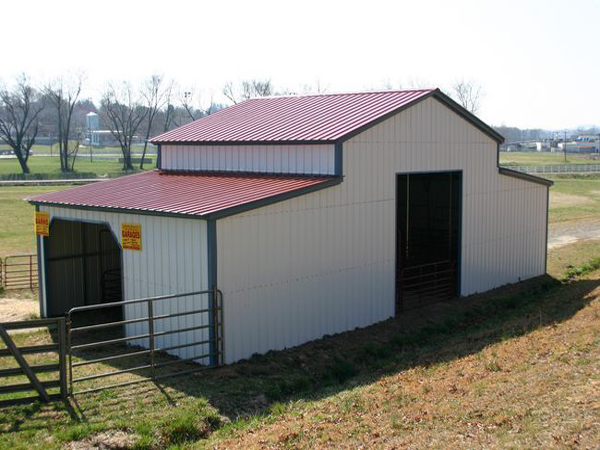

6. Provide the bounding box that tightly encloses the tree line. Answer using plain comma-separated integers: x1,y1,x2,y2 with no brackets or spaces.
0,74,481,174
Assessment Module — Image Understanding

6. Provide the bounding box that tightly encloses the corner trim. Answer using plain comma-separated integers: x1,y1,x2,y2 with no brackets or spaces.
544,186,550,274
334,142,343,176
157,144,162,169
35,205,46,318
207,219,217,365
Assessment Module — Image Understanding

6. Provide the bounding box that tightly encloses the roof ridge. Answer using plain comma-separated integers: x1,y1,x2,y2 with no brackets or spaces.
248,88,437,101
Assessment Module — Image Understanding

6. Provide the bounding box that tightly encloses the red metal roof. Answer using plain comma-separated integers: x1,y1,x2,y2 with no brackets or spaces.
151,89,436,144
27,171,339,218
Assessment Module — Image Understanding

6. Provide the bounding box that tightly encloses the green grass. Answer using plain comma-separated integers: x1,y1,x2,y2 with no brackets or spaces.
0,143,157,156
0,186,72,257
500,151,600,166
0,155,156,179
548,174,600,223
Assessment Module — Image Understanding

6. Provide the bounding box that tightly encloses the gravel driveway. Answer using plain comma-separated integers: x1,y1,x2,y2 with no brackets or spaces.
549,219,600,249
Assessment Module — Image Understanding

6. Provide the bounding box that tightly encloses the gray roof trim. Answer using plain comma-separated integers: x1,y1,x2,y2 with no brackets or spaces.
498,167,554,186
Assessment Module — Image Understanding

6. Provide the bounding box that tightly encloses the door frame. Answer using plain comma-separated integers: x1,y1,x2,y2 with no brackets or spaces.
43,217,124,317
394,170,463,315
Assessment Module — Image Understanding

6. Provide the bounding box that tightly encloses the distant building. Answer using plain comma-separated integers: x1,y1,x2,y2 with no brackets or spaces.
535,141,550,152
557,141,599,153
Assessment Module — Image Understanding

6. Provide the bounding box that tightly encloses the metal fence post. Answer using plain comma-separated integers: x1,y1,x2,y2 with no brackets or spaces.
29,255,33,290
66,314,74,396
57,318,68,400
148,299,155,376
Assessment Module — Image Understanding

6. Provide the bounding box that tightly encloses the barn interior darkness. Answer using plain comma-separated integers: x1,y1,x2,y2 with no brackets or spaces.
44,220,122,317
396,172,460,311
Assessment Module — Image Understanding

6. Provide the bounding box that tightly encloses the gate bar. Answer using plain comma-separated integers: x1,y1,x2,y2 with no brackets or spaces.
0,326,49,401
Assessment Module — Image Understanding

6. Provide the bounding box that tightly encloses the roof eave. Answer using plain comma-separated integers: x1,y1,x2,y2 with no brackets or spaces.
498,167,554,187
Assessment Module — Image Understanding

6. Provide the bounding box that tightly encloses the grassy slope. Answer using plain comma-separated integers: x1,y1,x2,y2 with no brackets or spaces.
499,151,600,166
0,247,599,449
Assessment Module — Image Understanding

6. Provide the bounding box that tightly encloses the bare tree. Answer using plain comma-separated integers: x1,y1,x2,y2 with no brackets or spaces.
44,73,84,172
179,87,215,122
300,79,329,94
451,79,483,114
222,79,273,104
140,75,173,169
100,82,148,171
0,75,44,174
162,85,176,133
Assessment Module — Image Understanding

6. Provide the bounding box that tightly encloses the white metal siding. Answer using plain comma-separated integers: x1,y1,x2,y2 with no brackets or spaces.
217,97,548,363
161,144,335,175
38,206,210,361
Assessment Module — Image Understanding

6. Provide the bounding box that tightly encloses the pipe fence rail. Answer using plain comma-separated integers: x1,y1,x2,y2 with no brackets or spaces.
0,288,224,406
506,164,600,174
66,288,224,396
0,254,38,290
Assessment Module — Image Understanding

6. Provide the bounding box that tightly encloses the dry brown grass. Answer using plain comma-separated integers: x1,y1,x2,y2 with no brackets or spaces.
209,277,600,450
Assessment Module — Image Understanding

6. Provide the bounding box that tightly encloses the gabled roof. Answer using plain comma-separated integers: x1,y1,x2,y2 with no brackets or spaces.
151,88,504,145
27,171,341,219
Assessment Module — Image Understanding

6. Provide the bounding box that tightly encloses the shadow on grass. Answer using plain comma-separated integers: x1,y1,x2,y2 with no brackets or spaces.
3,273,599,435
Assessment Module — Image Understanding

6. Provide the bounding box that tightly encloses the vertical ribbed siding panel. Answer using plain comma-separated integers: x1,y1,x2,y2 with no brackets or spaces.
160,144,335,175
216,96,547,364
38,206,210,362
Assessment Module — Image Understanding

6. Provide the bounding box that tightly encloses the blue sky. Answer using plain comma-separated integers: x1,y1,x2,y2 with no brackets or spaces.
4,0,599,129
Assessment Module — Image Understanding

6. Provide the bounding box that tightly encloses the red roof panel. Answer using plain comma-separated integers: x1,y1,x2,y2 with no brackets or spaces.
27,171,338,218
151,89,435,143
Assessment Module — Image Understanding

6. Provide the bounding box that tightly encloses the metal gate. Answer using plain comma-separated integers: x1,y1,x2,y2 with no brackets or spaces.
398,260,457,311
1,254,38,290
0,318,68,406
66,288,223,396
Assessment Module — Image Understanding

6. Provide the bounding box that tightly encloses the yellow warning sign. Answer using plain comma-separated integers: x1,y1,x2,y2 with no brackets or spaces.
34,212,50,236
121,223,142,251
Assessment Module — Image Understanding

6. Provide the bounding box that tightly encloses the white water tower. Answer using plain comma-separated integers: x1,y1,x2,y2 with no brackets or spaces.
86,112,99,146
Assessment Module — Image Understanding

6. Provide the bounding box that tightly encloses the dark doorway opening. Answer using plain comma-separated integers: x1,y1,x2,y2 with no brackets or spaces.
44,220,123,318
396,172,461,312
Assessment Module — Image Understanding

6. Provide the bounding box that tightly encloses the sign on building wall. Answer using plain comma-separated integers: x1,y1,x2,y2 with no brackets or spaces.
121,223,142,251
34,212,50,236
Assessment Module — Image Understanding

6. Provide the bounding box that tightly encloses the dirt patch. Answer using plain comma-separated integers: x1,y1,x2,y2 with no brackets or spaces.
550,192,593,208
65,431,138,450
0,297,38,322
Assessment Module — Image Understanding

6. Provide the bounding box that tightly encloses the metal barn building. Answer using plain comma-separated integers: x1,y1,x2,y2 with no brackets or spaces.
28,89,552,364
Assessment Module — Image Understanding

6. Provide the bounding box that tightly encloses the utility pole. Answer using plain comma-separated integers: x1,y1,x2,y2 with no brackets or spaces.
563,130,567,163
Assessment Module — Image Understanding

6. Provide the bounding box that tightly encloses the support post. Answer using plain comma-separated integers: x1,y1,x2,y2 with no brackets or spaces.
212,287,219,365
